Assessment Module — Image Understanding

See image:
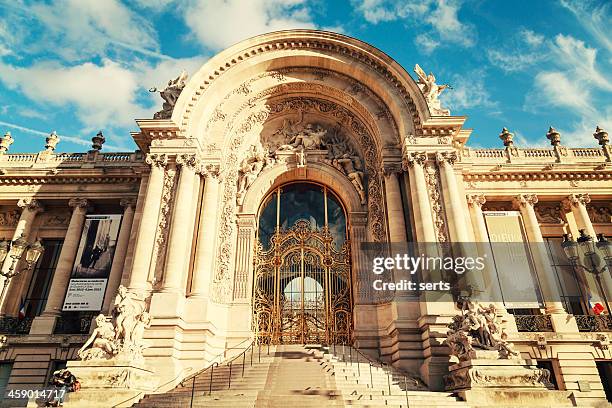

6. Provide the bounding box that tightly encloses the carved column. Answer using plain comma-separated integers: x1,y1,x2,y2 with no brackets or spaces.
162,154,199,293
0,199,44,313
190,166,221,298
564,193,612,302
564,193,596,237
466,194,505,306
128,154,167,292
382,163,407,243
513,194,566,314
102,198,136,313
402,152,436,242
436,151,470,242
233,214,257,300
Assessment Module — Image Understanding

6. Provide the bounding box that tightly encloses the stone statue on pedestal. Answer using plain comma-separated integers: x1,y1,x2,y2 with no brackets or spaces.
77,285,150,363
414,64,451,116
150,71,189,119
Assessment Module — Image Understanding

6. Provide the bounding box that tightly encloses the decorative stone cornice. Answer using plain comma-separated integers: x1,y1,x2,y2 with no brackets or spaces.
564,193,591,209
466,194,486,208
145,153,168,168
0,176,141,185
175,153,199,171
402,152,427,170
435,151,457,166
512,194,538,209
68,198,90,210
119,198,137,209
17,198,44,213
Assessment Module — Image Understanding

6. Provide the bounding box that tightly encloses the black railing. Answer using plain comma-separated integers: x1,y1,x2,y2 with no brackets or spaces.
0,317,33,334
515,315,554,332
575,315,612,332
178,338,256,408
53,312,94,334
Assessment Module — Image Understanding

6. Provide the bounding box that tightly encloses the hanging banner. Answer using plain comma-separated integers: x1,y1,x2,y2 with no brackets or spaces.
62,214,122,311
483,211,543,308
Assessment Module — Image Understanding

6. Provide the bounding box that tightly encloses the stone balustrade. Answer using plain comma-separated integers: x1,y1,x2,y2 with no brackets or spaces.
0,151,142,169
460,146,609,164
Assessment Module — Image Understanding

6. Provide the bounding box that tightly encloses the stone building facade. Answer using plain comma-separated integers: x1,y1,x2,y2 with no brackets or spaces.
0,31,610,406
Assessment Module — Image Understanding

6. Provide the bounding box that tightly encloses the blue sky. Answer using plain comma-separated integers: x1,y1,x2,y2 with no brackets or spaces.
0,0,610,153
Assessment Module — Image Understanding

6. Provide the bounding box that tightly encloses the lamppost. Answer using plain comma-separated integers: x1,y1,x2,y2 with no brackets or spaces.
561,230,611,315
0,235,44,308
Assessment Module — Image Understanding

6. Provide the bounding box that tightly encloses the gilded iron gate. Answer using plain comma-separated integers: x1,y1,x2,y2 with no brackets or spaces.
253,220,352,344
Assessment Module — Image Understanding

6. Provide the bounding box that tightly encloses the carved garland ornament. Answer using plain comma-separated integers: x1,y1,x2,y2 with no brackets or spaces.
151,166,177,287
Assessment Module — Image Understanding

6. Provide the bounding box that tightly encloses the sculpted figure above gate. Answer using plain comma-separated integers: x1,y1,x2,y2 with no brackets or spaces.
236,115,367,205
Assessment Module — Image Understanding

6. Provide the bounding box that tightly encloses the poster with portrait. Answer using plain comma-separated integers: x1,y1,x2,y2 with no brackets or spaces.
62,214,122,311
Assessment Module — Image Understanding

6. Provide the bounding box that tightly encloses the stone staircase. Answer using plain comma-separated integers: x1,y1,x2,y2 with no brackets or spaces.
133,344,468,408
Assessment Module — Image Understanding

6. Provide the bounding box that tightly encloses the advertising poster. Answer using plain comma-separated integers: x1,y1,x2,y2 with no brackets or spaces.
483,211,543,308
62,215,122,311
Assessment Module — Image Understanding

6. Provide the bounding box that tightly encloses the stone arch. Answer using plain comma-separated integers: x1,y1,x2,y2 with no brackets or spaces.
172,30,430,148
241,161,365,216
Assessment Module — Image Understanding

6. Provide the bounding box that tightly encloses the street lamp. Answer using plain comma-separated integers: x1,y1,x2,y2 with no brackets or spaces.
561,230,610,315
0,235,44,307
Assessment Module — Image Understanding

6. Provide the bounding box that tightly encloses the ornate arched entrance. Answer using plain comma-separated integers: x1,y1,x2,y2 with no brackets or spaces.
252,182,352,344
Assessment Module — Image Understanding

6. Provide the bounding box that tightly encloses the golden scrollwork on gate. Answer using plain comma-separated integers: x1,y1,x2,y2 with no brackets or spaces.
253,219,352,344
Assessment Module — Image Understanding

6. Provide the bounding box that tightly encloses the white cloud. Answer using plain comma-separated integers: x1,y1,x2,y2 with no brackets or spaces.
532,71,594,115
486,29,548,73
4,0,169,61
521,30,544,47
425,0,474,47
16,107,47,121
0,59,145,131
440,70,497,111
415,33,440,55
551,34,611,91
183,0,317,51
560,0,612,53
0,56,208,137
352,0,475,51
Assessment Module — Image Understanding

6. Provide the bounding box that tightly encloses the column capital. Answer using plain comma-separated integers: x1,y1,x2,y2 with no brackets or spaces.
381,162,403,176
402,151,427,170
435,151,458,166
145,153,168,168
348,212,368,226
176,153,200,171
512,193,538,209
68,197,90,210
563,193,591,209
17,198,44,213
119,197,137,210
236,213,257,229
466,194,486,208
199,163,222,180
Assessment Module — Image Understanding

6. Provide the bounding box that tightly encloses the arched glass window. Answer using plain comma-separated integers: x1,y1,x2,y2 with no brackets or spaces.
257,182,347,249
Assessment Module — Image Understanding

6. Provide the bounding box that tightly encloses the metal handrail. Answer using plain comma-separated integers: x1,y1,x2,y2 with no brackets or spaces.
180,338,261,407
